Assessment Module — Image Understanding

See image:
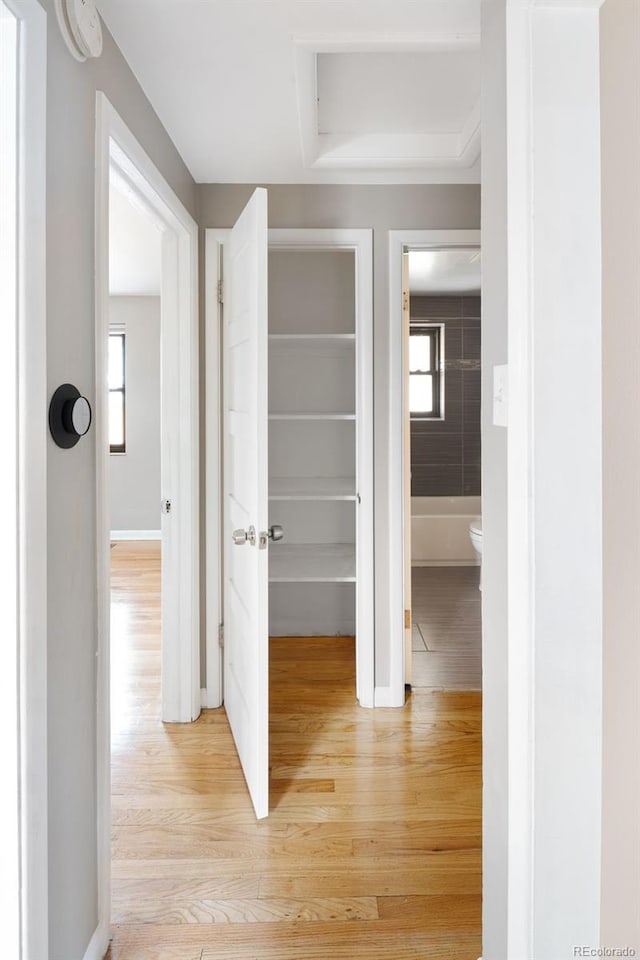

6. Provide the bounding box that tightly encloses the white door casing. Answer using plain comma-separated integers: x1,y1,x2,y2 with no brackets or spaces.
222,188,270,820
95,93,200,957
0,2,47,956
206,226,374,713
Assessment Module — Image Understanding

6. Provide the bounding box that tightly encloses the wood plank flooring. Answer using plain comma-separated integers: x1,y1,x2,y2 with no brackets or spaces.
107,541,482,960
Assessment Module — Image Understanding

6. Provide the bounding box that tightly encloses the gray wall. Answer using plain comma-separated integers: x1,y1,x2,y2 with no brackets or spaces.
41,3,196,957
198,184,481,687
410,294,481,497
109,297,161,533
480,1,509,955
600,0,640,948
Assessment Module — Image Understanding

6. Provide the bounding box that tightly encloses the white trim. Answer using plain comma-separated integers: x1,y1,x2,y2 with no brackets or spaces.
373,686,399,708
502,6,535,953
412,560,479,568
204,231,224,710
110,530,161,541
95,93,199,952
205,227,375,710
81,923,109,960
0,0,49,954
388,230,481,709
293,37,481,175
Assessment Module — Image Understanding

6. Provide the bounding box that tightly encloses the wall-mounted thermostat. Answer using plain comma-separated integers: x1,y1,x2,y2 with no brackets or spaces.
49,384,92,449
54,0,103,62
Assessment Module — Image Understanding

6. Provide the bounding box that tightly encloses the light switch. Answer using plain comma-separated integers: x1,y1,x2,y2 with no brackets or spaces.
493,365,508,427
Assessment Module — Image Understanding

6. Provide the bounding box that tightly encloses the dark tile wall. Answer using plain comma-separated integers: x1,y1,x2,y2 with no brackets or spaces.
410,295,481,496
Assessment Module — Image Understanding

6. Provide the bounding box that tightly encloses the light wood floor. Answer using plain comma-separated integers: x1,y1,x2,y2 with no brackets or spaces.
107,541,482,960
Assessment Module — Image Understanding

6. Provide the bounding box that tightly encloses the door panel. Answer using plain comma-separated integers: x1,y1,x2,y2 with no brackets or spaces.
223,188,269,819
403,252,412,685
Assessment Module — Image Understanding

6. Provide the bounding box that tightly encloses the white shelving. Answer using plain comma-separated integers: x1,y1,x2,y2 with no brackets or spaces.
268,413,355,421
269,477,356,501
269,544,356,583
269,334,355,343
268,246,358,634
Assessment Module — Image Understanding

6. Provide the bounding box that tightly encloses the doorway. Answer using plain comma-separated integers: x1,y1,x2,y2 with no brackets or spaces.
95,94,200,951
205,214,374,819
402,244,482,692
108,176,163,745
388,230,481,704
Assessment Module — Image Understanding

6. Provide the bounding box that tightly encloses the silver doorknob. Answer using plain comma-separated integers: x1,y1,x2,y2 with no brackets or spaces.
232,525,256,546
268,524,284,542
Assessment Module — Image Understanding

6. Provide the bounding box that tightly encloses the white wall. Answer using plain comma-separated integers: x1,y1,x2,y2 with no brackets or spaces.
109,296,161,533
600,0,640,948
482,1,604,954
41,0,196,954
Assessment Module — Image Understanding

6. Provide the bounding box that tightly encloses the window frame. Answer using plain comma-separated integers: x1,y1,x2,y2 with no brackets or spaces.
109,331,126,454
408,322,444,420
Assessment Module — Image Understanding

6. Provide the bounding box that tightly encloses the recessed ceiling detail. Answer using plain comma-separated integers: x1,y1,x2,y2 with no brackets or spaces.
96,1,482,184
296,42,480,171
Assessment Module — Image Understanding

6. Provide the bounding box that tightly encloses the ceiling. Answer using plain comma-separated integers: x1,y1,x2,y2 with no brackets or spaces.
109,183,161,296
408,247,481,294
96,0,481,185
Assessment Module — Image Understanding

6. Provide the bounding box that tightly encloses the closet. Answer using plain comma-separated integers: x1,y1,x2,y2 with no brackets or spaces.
267,248,358,638
206,212,374,817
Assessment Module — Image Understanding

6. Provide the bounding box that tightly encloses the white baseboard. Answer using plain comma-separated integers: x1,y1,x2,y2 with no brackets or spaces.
110,529,161,541
201,687,223,709
374,685,406,708
82,923,110,960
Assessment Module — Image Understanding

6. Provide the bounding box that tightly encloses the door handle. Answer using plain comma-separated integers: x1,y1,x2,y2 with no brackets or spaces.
232,525,256,546
258,524,285,549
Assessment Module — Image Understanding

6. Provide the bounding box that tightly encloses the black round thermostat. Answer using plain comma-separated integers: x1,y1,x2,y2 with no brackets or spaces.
49,383,92,449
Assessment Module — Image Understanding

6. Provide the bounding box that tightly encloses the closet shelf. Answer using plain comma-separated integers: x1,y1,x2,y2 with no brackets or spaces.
269,544,356,583
269,477,356,501
269,413,355,421
268,334,355,342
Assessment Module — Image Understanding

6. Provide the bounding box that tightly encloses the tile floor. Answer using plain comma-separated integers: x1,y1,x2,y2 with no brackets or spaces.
410,566,482,691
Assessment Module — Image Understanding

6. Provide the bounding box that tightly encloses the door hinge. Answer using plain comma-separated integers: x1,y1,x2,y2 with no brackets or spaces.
161,499,172,515
402,290,409,311
218,623,224,647
217,279,224,305
404,609,411,630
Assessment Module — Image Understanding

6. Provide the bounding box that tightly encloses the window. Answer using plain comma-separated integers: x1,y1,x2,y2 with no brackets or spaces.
109,332,126,452
409,324,442,418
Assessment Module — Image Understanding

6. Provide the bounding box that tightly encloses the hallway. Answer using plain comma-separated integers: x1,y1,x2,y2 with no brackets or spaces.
108,541,482,960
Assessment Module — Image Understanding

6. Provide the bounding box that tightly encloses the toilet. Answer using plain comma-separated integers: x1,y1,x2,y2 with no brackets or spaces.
469,516,483,590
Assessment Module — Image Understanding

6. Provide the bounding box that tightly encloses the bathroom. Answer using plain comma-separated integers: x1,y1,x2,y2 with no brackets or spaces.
405,247,482,690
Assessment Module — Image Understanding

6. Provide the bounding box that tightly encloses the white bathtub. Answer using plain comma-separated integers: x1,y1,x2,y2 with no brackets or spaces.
411,496,481,565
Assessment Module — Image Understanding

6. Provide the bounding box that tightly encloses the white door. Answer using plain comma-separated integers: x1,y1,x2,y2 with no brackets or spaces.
222,188,269,819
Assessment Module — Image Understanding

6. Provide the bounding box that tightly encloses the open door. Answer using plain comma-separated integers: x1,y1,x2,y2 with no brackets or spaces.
222,188,269,819
402,252,412,685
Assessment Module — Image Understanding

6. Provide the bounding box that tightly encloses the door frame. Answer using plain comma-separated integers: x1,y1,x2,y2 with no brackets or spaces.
0,1,47,955
205,227,375,710
94,93,200,955
388,229,481,704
